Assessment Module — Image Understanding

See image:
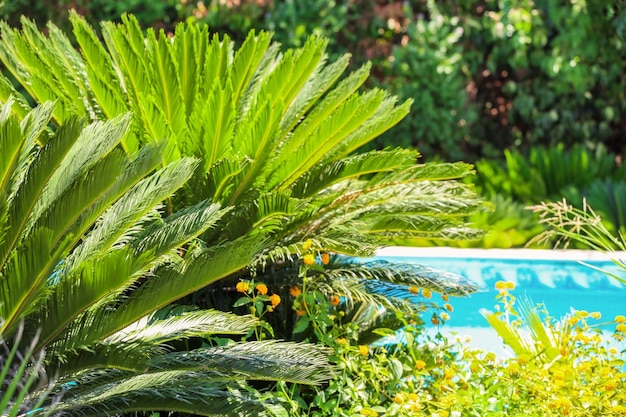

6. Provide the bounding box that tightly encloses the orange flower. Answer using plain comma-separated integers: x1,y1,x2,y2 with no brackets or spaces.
295,309,306,316
431,314,440,325
330,295,341,306
444,303,454,312
408,286,419,295
255,283,268,295
415,360,427,370
303,254,315,266
605,380,618,391
358,345,369,356
321,253,330,265
441,294,449,302
290,285,302,297
236,281,249,293
422,289,432,299
269,294,281,307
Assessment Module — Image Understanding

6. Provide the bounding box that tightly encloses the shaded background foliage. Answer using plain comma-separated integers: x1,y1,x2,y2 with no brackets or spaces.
3,0,625,163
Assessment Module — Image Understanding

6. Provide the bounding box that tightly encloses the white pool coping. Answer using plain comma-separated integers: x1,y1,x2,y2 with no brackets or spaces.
375,246,626,262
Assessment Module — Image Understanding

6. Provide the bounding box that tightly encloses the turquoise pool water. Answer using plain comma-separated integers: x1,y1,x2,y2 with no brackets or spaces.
374,248,626,353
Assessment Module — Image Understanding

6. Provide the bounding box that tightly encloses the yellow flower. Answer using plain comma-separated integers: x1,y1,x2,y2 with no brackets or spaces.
393,393,406,403
443,368,456,380
236,281,249,293
590,311,601,319
551,369,565,380
321,253,330,265
359,408,378,417
577,361,591,373
336,338,347,345
444,303,454,312
359,345,369,356
415,359,427,370
330,295,341,306
289,285,301,297
494,280,507,290
408,285,419,295
269,294,281,307
441,294,449,302
576,310,589,318
495,280,515,291
615,314,626,323
517,353,530,365
303,239,312,250
255,283,268,295
605,379,618,390
303,254,315,266
508,361,520,375
422,288,432,299
617,323,626,333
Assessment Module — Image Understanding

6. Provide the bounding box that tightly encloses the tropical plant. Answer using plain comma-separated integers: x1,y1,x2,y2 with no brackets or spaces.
0,99,332,416
0,12,487,415
0,13,483,268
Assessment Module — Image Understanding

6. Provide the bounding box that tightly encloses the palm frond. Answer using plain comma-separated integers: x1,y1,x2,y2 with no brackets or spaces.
149,340,331,384
52,377,286,417
0,116,82,280
108,309,259,345
65,157,199,270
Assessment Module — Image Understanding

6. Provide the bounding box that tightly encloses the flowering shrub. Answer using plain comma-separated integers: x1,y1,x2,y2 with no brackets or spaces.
276,278,626,416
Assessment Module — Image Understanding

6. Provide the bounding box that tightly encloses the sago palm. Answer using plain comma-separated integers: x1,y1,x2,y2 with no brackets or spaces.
0,13,485,362
0,13,483,260
0,100,331,416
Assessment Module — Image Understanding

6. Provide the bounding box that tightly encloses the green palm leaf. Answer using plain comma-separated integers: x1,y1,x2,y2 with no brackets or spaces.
0,101,331,415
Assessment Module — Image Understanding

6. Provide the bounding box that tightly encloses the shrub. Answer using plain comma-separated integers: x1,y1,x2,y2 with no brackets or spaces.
274,277,626,416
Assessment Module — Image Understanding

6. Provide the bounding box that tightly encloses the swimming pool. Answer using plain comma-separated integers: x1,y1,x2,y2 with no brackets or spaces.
375,247,626,352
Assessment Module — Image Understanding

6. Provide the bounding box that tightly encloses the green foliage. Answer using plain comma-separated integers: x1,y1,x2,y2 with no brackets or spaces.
473,144,626,247
4,1,626,161
0,13,484,258
0,13,488,415
0,100,331,416
476,144,622,203
0,0,178,30
404,194,546,248
375,0,478,160
1,323,56,417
